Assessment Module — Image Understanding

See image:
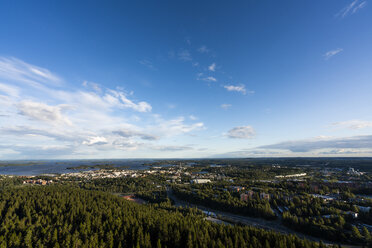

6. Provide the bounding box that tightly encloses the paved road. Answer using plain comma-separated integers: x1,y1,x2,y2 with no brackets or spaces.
166,188,356,247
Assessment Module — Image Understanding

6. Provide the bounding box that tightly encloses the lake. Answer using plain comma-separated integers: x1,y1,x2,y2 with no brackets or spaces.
0,159,156,176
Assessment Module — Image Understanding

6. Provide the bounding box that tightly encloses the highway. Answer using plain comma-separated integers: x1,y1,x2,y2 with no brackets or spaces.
166,188,359,247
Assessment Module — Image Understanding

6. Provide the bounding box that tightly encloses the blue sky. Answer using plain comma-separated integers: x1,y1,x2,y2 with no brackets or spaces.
0,0,371,159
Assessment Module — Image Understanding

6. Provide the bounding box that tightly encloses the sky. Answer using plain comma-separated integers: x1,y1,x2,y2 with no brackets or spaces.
0,0,371,159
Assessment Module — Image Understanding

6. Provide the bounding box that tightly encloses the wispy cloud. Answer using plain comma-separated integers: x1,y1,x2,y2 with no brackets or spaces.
324,48,343,60
227,126,255,139
332,120,372,129
82,81,102,93
208,63,216,72
1,126,83,142
149,145,193,151
0,82,20,97
0,57,61,88
221,104,232,110
139,59,156,70
189,115,197,120
178,49,192,61
17,101,73,126
198,45,209,53
104,89,152,112
112,129,159,140
0,56,204,159
212,149,282,158
259,135,372,152
82,136,108,146
336,0,367,18
152,116,204,137
0,144,76,158
197,73,217,82
204,76,217,82
224,84,254,95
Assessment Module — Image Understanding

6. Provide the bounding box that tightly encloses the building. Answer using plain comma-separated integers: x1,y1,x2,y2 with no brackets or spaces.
241,190,257,202
229,186,245,192
240,193,249,202
260,192,270,200
190,179,211,184
346,211,358,218
23,179,52,185
312,194,335,202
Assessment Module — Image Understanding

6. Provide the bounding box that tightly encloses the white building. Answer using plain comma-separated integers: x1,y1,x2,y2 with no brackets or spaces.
190,179,211,184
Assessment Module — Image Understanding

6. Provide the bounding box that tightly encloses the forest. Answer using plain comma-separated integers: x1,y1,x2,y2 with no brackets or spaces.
0,186,331,248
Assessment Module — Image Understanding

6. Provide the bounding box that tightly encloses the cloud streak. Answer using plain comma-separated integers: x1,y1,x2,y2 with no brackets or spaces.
112,129,159,140
198,45,209,53
221,104,232,110
336,0,367,18
0,57,61,88
324,48,343,60
259,135,372,152
332,120,372,129
197,73,217,82
224,84,253,95
178,49,192,61
227,126,255,139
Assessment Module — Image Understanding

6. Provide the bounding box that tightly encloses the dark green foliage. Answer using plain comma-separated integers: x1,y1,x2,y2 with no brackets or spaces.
173,185,276,219
0,186,324,247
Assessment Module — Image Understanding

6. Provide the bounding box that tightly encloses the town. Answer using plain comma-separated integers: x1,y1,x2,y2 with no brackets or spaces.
2,158,371,246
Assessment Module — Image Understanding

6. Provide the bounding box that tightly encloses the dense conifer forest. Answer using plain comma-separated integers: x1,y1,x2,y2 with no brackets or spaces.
0,185,333,248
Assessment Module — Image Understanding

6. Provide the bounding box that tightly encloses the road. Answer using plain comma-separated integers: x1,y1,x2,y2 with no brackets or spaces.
166,188,359,247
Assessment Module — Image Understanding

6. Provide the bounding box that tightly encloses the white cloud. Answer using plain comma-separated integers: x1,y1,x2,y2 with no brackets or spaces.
0,144,75,159
336,0,367,18
201,76,216,82
198,46,209,53
221,104,232,109
0,57,206,158
103,89,152,112
318,149,361,155
205,76,217,82
259,135,372,152
224,84,250,95
112,129,158,140
0,57,61,88
189,115,197,120
332,120,372,129
112,140,142,151
1,126,84,142
82,81,102,93
227,126,255,139
196,73,217,82
0,82,19,97
82,136,108,146
324,48,343,60
152,116,204,137
352,0,367,13
17,101,73,126
208,63,216,72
